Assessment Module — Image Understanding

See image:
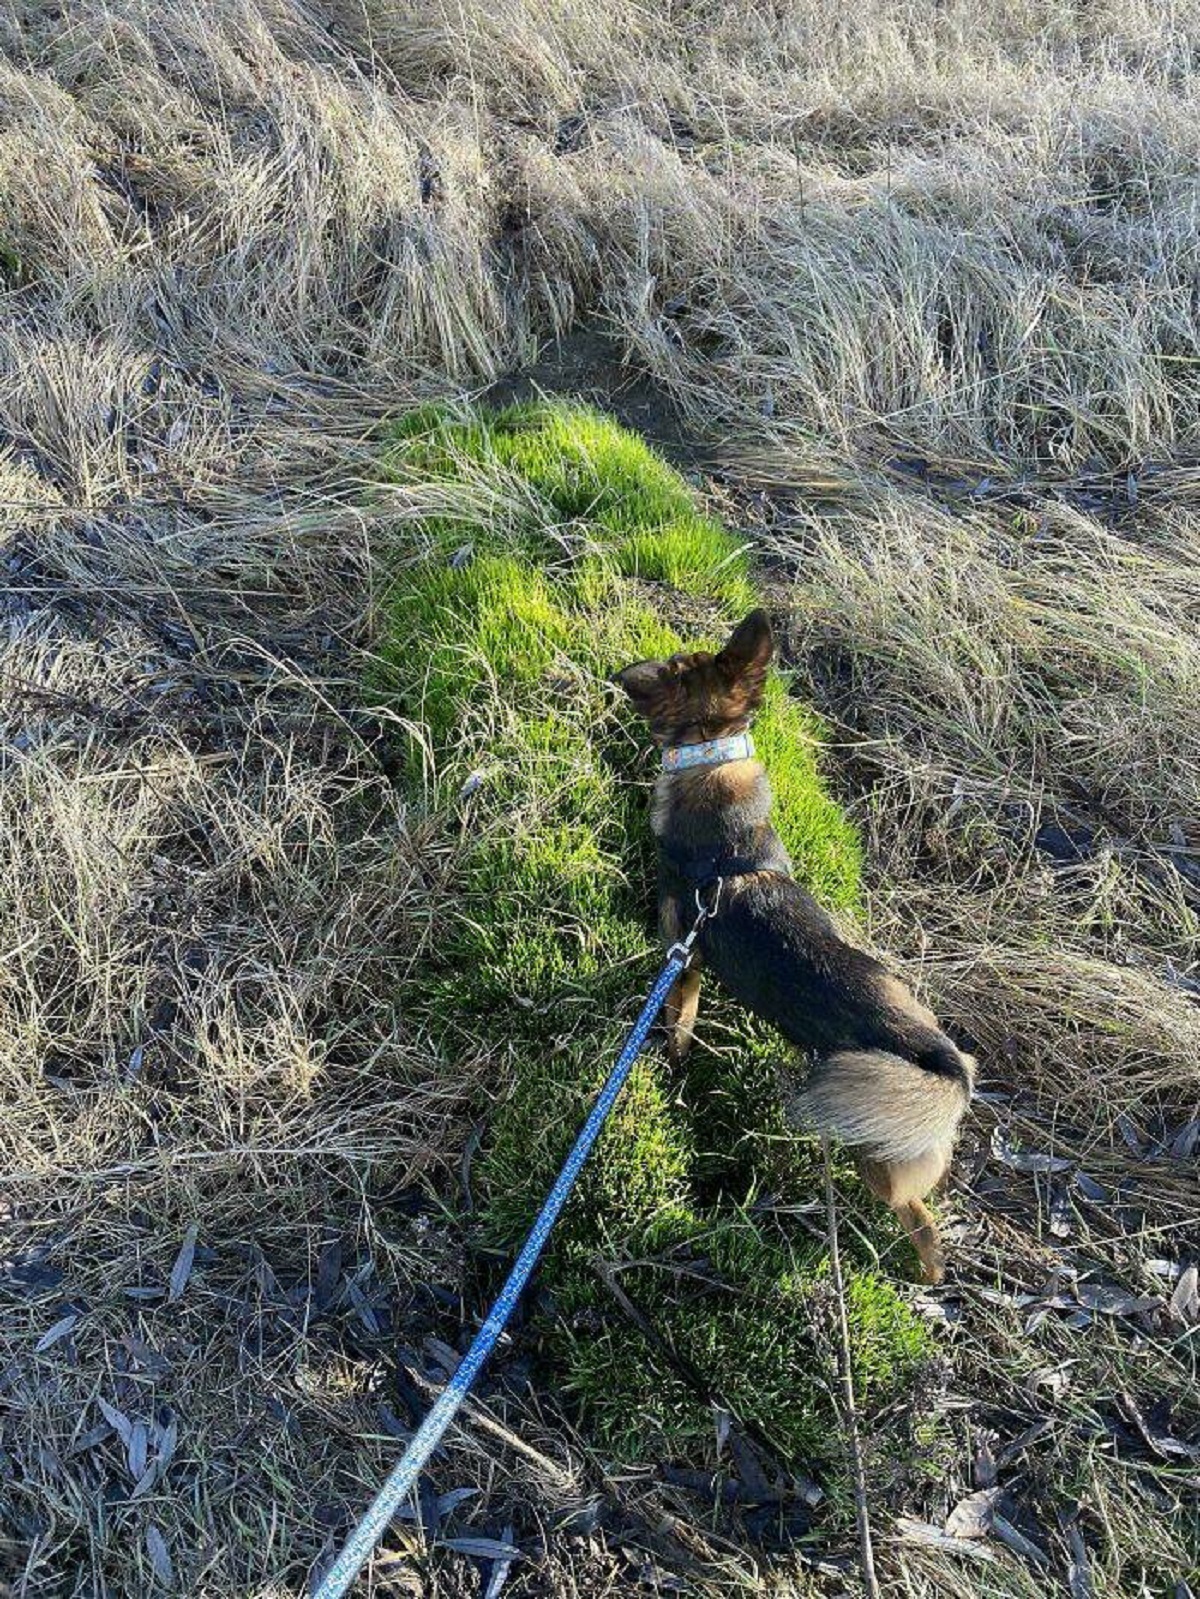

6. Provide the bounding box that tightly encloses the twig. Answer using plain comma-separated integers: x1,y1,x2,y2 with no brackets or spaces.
821,1137,882,1599
400,1361,576,1490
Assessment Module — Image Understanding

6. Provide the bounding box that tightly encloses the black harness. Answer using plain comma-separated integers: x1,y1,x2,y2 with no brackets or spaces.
658,840,790,897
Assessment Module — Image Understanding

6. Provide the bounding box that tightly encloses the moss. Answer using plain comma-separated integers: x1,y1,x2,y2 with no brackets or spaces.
375,400,929,1474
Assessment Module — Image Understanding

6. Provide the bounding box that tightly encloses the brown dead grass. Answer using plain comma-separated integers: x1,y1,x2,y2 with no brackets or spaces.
2,0,1198,1593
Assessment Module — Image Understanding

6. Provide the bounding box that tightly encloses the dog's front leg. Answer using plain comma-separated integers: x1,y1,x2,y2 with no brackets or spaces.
663,965,702,1066
660,895,702,1065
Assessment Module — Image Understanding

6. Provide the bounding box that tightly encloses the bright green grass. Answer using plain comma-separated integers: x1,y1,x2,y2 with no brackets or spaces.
376,401,930,1472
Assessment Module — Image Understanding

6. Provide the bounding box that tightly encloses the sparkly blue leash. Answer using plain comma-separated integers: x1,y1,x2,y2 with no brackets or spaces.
311,886,720,1599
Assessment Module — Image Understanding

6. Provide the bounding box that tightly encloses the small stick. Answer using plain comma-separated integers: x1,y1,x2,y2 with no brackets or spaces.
821,1137,882,1599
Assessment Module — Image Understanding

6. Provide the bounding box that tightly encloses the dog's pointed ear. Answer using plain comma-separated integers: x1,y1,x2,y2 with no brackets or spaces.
717,609,773,681
611,658,668,708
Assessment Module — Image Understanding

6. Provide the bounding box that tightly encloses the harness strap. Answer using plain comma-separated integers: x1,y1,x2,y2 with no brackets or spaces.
667,852,767,887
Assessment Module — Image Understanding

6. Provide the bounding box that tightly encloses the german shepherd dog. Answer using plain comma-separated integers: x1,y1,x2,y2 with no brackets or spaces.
614,609,975,1283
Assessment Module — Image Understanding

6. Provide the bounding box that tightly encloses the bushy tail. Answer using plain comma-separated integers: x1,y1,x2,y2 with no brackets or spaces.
789,1049,973,1165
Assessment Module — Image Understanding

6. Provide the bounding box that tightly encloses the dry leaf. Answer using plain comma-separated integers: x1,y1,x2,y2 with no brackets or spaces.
97,1396,133,1445
895,1517,994,1560
145,1525,174,1589
127,1421,148,1480
168,1223,199,1303
314,1237,342,1310
945,1488,1000,1539
991,1128,1071,1174
436,1487,479,1518
482,1524,518,1599
1063,1517,1094,1598
155,1414,179,1471
35,1313,78,1352
1119,1391,1199,1460
992,1512,1048,1567
440,1536,522,1560
1169,1264,1198,1324
974,1436,997,1489
1073,1282,1160,1317
712,1405,731,1457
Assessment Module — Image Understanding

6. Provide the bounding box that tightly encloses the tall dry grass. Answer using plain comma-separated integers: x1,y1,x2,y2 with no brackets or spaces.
2,0,1198,1593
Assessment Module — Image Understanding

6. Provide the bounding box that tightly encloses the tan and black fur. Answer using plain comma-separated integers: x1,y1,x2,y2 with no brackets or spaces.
614,609,975,1283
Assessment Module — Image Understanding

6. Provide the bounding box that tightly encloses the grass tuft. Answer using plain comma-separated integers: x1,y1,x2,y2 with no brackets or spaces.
376,400,922,1466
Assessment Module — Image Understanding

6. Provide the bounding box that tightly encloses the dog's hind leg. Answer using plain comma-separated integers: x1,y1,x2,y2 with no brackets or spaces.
857,1148,952,1285
663,966,702,1066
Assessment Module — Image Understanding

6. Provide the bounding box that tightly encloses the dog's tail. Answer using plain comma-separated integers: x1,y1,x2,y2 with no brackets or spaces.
789,1043,974,1166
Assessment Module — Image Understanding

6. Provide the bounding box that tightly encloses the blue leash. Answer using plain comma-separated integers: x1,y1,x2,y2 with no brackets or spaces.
311,890,717,1599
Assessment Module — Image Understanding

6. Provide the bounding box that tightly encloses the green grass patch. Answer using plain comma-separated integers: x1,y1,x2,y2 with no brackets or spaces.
376,401,930,1474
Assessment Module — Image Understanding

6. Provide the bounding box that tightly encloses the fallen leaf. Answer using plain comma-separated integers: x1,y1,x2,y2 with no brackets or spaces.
35,1313,79,1352
376,1403,410,1441
1169,1265,1198,1324
1119,1391,1199,1460
68,1423,112,1457
439,1536,522,1560
991,1128,1071,1174
1169,1119,1200,1161
992,1513,1048,1568
1115,1112,1144,1155
1049,1186,1073,1238
155,1414,179,1471
124,1334,170,1375
168,1223,199,1303
1145,1258,1182,1281
314,1237,342,1310
127,1421,148,1480
996,1418,1055,1465
482,1524,518,1599
97,1396,133,1446
726,1428,771,1499
1073,1282,1160,1317
945,1488,1000,1539
914,1295,962,1323
1063,1516,1094,1598
423,1337,461,1376
1074,1172,1109,1203
436,1487,479,1518
712,1405,731,1457
145,1525,174,1589
974,1437,997,1489
895,1517,994,1560
346,1278,380,1336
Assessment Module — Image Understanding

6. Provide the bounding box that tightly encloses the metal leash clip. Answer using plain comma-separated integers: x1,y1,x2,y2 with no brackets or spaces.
665,876,723,967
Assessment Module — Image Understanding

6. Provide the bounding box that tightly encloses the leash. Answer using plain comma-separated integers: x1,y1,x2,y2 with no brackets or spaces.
311,886,720,1599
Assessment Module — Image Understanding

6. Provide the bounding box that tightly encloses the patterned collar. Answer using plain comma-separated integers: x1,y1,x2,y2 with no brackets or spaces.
661,731,756,773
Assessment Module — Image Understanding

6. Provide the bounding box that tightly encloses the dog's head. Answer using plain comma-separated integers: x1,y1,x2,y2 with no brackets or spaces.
612,609,774,747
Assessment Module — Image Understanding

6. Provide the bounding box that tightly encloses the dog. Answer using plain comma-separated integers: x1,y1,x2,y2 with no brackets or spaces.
613,608,974,1283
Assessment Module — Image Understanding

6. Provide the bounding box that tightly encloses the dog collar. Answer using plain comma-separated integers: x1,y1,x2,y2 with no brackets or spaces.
661,731,755,773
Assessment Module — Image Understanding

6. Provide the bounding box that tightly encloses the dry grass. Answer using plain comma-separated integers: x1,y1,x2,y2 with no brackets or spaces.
2,0,1198,1593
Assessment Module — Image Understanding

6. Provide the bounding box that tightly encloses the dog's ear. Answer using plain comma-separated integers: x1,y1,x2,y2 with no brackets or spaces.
611,658,669,709
717,609,773,682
